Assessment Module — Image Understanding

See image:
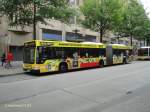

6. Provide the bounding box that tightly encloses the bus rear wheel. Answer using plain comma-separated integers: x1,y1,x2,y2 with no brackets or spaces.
59,63,68,72
123,58,127,64
99,60,104,68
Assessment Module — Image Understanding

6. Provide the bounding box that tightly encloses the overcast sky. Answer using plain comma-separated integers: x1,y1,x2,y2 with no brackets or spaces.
140,0,150,17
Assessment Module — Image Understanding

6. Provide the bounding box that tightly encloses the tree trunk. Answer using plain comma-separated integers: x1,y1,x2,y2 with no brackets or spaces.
140,40,142,47
117,37,119,44
144,38,146,46
100,28,103,43
130,35,133,46
146,37,149,46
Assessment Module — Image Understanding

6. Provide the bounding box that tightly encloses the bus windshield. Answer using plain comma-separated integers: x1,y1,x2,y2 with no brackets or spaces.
23,47,35,64
36,47,64,64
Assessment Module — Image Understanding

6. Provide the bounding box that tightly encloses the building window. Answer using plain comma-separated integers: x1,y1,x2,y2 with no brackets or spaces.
84,35,96,42
66,32,84,42
42,29,62,41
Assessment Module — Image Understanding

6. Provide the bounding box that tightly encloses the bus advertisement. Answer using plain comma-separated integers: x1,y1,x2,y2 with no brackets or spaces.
23,40,133,73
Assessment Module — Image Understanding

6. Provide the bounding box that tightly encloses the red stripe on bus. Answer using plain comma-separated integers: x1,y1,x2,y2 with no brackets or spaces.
80,62,99,68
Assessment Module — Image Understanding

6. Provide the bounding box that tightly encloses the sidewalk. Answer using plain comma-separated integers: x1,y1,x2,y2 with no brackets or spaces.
0,61,23,76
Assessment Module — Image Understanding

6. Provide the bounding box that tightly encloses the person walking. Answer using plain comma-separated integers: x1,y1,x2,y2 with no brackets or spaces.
1,53,6,66
5,52,13,68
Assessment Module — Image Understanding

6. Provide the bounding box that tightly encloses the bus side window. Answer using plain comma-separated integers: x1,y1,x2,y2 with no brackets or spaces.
89,48,99,57
64,48,78,59
99,48,106,57
113,49,117,56
45,47,55,59
79,48,85,58
42,47,48,59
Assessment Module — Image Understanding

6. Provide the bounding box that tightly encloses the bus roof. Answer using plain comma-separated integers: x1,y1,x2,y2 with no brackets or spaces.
140,46,150,49
110,44,133,49
81,42,104,44
24,40,132,49
35,40,106,48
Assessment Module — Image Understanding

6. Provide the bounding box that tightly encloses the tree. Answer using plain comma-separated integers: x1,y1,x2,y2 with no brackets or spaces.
115,0,149,46
139,19,150,46
80,0,125,42
0,0,75,40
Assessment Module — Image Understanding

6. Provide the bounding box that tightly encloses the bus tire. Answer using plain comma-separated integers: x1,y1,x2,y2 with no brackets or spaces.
123,58,127,64
99,60,104,68
59,63,68,72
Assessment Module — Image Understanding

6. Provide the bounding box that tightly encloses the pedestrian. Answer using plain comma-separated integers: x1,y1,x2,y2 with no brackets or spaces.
1,53,6,66
6,52,13,68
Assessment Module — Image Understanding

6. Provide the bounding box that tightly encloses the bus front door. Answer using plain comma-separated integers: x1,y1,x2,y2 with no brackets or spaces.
73,52,79,68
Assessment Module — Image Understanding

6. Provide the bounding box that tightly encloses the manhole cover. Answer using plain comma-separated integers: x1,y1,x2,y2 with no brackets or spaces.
126,91,133,95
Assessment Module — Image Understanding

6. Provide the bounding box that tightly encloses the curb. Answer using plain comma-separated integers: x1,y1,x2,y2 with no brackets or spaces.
0,72,23,77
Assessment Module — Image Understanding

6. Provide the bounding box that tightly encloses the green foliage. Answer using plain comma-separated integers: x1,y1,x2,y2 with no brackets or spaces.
80,0,150,44
111,0,150,44
80,0,125,42
0,0,75,26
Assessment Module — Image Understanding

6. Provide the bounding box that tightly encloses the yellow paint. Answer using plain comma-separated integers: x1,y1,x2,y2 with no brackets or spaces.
111,44,133,49
23,40,133,73
113,56,123,64
32,40,106,48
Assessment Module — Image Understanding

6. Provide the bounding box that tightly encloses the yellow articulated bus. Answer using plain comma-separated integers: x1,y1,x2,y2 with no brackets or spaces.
137,46,150,60
23,40,133,73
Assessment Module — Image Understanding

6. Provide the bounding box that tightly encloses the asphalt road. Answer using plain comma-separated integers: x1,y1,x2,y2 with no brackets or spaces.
0,61,150,112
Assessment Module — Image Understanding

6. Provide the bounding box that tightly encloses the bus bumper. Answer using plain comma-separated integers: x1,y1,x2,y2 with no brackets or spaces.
23,68,40,73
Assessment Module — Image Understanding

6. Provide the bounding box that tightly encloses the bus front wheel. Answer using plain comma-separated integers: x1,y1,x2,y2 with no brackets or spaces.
59,63,68,72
